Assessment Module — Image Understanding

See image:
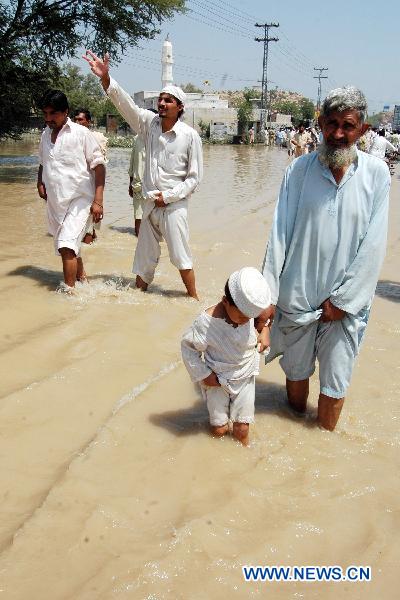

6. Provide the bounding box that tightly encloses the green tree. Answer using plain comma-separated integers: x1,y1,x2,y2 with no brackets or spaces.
0,0,184,138
272,96,315,125
233,88,260,137
55,65,102,111
181,82,203,93
299,97,315,122
198,119,210,139
273,99,300,122
55,64,130,127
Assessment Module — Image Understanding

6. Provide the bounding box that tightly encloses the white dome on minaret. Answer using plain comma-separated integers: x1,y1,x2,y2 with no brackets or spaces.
161,35,173,88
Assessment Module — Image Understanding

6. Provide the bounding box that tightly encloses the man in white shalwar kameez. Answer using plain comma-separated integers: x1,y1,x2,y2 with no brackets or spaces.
83,51,203,299
262,86,390,431
37,90,105,288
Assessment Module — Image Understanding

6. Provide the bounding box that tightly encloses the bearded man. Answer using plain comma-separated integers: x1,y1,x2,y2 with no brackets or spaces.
262,87,390,430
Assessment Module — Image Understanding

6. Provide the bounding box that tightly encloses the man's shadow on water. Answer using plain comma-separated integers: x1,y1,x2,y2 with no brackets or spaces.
7,265,133,291
8,265,63,290
8,265,189,298
108,225,136,235
149,379,318,437
376,280,400,303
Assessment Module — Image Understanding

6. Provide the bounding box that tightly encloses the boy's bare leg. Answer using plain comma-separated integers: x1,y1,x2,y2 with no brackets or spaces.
136,275,148,291
318,394,344,431
286,378,309,413
59,247,78,287
76,257,87,282
179,268,199,300
210,424,229,438
232,422,249,446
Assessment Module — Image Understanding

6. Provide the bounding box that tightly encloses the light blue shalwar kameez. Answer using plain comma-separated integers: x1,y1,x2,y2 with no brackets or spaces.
262,150,390,398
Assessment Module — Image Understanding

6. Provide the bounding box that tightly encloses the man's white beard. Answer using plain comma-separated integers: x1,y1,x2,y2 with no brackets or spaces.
318,140,357,168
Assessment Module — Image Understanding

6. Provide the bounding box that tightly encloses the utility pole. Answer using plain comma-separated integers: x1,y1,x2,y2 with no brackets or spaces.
255,22,279,132
313,67,328,114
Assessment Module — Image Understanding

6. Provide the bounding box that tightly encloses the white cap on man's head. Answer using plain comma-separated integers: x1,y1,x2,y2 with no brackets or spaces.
228,267,271,318
160,85,186,106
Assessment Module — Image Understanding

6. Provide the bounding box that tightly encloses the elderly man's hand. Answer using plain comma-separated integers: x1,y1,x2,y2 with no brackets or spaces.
320,299,346,322
257,326,270,354
154,191,167,208
202,372,221,387
255,304,276,332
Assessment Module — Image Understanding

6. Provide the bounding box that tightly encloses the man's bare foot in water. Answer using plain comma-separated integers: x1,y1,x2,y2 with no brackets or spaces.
136,275,148,291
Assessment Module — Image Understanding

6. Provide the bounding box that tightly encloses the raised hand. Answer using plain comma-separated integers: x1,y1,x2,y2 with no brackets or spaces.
83,50,110,88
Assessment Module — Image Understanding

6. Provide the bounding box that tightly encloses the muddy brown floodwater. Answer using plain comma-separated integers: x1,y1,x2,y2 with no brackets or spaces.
0,140,399,599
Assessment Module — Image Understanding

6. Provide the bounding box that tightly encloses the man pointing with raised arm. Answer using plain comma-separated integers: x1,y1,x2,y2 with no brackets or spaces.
83,51,203,299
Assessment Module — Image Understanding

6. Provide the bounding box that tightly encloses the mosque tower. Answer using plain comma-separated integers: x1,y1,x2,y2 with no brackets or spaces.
161,35,173,88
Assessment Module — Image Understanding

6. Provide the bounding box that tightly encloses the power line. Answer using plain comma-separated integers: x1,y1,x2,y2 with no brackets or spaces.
313,67,328,111
188,0,254,36
188,0,339,91
122,52,258,85
190,0,316,71
255,22,279,129
207,0,260,22
207,0,319,70
186,6,253,38
184,4,328,87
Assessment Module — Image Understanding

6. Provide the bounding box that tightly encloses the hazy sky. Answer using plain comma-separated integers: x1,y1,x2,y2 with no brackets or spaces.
82,0,400,114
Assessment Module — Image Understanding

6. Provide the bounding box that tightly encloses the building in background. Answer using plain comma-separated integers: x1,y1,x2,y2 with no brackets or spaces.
393,105,400,130
161,36,173,88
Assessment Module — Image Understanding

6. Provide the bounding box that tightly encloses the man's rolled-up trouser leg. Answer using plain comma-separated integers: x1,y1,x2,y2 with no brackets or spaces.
161,205,193,270
132,214,162,285
267,311,364,399
316,316,362,399
55,208,92,257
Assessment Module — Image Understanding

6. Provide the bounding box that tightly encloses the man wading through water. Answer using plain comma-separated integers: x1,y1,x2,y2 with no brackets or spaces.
262,86,390,431
84,50,203,299
37,90,105,288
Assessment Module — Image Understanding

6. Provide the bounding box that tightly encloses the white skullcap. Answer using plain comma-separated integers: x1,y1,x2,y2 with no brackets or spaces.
161,85,186,105
228,267,271,318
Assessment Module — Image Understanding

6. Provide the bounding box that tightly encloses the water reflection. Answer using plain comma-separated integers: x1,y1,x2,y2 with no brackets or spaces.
0,142,39,183
0,141,288,226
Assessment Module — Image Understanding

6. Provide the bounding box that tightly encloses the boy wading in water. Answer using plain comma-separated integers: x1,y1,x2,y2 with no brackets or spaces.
181,268,272,445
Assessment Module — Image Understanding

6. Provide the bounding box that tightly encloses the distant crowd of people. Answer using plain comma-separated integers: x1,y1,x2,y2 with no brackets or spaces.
249,121,399,164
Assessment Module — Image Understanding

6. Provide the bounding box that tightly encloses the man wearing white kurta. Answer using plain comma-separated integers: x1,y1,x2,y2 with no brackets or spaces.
37,90,105,288
262,86,390,431
84,51,203,299
368,129,396,160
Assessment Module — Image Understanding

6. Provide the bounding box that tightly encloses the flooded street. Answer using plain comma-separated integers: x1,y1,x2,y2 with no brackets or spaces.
0,140,399,599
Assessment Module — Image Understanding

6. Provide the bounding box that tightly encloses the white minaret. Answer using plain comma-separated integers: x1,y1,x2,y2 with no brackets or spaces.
161,35,173,88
